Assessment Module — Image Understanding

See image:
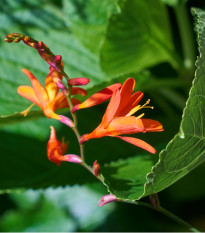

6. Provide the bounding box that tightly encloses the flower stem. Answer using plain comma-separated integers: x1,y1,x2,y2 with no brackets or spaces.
62,72,85,161
117,199,199,232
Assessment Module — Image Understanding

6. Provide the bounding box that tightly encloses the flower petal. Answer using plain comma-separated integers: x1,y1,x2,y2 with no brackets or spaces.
71,83,122,112
17,85,39,106
118,91,144,116
106,116,146,136
45,67,60,102
101,89,121,128
22,69,49,107
141,119,164,132
53,93,81,111
47,126,66,165
115,78,135,116
53,92,69,110
72,87,87,96
116,136,156,154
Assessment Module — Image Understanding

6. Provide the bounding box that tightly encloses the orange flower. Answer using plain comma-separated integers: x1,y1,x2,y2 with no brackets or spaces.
17,66,85,127
80,78,163,154
47,126,82,166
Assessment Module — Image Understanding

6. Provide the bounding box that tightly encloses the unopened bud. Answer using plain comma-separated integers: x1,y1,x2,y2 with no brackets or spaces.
149,193,160,208
98,194,117,207
93,160,100,176
54,55,62,63
13,37,21,43
38,41,44,48
4,38,13,43
55,78,67,94
68,78,90,86
64,154,82,164
24,36,30,42
59,115,74,128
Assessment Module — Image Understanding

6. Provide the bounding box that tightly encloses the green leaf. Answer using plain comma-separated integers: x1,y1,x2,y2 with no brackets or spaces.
101,155,157,200
63,0,119,54
101,8,205,200
0,184,114,232
143,7,205,196
0,196,77,232
100,0,178,76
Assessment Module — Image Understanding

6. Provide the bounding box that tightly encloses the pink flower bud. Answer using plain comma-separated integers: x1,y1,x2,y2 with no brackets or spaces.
68,78,90,86
59,115,74,128
64,154,82,164
93,160,100,176
55,78,67,94
98,194,117,207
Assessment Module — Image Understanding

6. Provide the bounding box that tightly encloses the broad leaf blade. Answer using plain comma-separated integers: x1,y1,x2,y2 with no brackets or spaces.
143,8,205,197
63,0,118,54
100,0,178,76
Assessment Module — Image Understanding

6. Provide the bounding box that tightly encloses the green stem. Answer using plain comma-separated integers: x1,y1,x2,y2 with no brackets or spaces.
62,72,85,161
118,199,199,232
174,3,196,79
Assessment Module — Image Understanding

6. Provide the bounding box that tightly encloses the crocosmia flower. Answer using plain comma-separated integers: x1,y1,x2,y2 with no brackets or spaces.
17,66,85,127
47,126,82,166
80,78,163,154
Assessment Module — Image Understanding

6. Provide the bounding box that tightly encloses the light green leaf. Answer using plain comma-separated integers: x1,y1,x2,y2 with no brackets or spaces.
100,0,179,76
101,8,205,200
1,184,114,232
63,0,119,54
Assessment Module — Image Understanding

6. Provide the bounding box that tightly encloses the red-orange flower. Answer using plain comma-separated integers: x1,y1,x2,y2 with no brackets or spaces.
80,78,163,154
47,126,82,166
17,66,85,127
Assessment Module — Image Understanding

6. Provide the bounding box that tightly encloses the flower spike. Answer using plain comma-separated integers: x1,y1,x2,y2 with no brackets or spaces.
5,33,64,73
80,78,163,154
47,126,82,166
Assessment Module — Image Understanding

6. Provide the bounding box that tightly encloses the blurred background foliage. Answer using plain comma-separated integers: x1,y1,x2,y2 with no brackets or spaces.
0,0,205,231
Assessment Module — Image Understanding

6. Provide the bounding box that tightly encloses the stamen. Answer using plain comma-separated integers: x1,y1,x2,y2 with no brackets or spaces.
21,103,35,116
136,113,144,119
126,99,153,117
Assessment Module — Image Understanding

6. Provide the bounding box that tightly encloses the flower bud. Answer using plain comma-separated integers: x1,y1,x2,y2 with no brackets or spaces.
93,160,100,177
59,115,74,128
98,194,117,207
64,154,82,164
68,78,90,86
